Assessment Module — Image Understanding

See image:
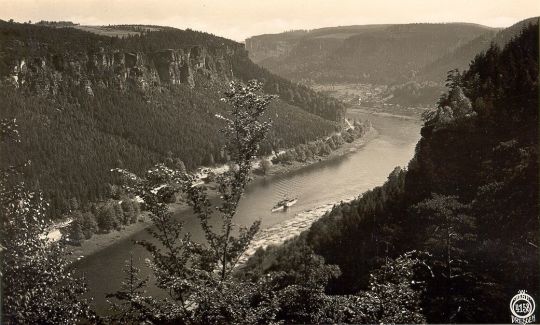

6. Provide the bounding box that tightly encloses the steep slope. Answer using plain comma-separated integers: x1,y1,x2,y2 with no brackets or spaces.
246,23,496,83
0,21,343,215
418,16,539,82
242,23,539,323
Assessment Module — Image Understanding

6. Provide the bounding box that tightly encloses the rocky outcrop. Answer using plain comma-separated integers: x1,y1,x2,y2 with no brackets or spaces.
4,45,234,96
245,37,295,63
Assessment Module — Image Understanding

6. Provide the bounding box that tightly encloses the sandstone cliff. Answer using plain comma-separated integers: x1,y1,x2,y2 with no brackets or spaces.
4,45,235,96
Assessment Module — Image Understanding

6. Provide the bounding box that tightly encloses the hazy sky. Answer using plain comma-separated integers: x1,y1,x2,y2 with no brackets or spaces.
1,0,539,41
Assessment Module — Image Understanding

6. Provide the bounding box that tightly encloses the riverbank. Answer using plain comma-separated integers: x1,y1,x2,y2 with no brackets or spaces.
65,213,152,263
67,127,378,263
259,126,378,178
66,202,203,263
349,107,422,121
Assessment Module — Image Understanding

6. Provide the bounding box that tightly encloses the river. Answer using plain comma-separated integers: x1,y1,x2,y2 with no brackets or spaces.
76,109,422,312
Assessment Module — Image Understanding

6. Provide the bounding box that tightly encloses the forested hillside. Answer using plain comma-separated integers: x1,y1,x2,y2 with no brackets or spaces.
246,23,496,83
247,18,539,88
242,23,539,323
0,21,344,216
418,17,539,82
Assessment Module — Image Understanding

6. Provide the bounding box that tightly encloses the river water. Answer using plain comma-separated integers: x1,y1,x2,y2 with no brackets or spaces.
76,110,422,312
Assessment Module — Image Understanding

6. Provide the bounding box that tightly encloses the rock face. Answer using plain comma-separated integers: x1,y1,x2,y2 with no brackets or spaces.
5,45,234,96
245,37,295,63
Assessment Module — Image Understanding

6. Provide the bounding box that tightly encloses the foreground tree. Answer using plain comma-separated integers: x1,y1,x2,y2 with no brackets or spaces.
106,254,150,324
413,194,482,322
110,81,431,324
110,80,276,323
0,119,90,324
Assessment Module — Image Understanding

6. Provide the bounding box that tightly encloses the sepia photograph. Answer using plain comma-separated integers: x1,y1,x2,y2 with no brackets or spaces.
0,1,538,324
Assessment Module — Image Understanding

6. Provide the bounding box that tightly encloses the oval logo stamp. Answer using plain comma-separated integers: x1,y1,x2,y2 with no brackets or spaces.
510,290,536,324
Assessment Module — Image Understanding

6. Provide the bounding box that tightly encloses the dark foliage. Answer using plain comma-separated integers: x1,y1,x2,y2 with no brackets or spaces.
0,21,342,216
242,24,539,323
0,119,92,324
418,17,539,82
